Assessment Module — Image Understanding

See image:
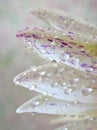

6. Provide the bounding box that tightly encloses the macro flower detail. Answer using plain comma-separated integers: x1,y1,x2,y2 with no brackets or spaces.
14,9,97,130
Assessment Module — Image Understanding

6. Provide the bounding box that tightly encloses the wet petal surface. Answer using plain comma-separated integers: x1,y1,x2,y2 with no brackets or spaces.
14,63,97,103
16,94,97,120
15,9,97,130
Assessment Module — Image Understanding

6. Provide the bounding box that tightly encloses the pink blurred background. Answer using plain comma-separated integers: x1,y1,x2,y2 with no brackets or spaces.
0,0,97,130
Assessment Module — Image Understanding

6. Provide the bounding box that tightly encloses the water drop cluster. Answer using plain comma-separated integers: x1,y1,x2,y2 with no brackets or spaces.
14,9,97,130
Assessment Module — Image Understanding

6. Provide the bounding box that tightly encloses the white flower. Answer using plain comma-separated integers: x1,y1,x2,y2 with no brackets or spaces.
14,9,97,130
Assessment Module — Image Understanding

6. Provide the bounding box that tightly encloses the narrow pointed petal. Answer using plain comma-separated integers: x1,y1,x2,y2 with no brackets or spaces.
54,117,97,130
13,63,97,103
31,9,97,53
16,26,97,75
31,9,97,36
16,94,97,121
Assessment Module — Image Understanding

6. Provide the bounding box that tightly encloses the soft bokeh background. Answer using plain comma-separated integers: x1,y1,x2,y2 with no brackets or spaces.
0,0,97,130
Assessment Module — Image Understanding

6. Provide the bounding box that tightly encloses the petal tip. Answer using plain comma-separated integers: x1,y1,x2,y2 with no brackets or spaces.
16,107,22,114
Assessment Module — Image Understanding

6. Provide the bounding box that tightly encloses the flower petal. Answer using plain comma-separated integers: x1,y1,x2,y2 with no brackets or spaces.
54,117,97,130
16,94,97,121
13,63,97,103
16,26,97,75
31,9,97,36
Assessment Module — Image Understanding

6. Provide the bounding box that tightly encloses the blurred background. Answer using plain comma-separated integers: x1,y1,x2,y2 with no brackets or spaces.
0,0,97,130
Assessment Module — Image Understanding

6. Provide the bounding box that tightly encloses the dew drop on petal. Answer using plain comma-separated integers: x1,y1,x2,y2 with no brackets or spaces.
31,112,36,116
71,100,78,105
64,87,74,94
81,88,93,96
34,101,40,106
39,71,46,76
66,103,71,107
30,65,37,72
74,78,79,82
60,52,70,61
37,76,43,81
28,84,37,91
58,67,65,73
71,58,79,66
51,81,58,88
46,72,52,77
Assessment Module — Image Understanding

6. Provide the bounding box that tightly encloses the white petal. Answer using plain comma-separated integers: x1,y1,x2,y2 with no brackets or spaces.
31,9,97,36
54,117,97,130
16,94,97,120
13,63,97,103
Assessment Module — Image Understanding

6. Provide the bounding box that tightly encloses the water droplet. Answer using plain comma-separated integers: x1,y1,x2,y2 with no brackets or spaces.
40,49,46,53
62,82,66,86
51,81,58,87
82,88,93,96
58,67,65,73
46,72,52,77
71,100,78,105
37,76,42,81
64,52,70,60
71,58,79,66
27,41,32,45
39,71,46,76
57,110,62,113
28,84,37,91
60,52,70,61
23,40,32,48
64,87,74,94
86,66,95,72
44,98,48,101
66,103,71,106
74,78,79,82
89,117,94,121
34,101,40,106
31,112,36,116
31,66,37,72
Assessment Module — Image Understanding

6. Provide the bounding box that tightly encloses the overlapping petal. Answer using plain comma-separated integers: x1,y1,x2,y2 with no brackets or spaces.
54,117,97,130
16,94,97,120
16,10,97,75
14,63,97,103
14,9,97,130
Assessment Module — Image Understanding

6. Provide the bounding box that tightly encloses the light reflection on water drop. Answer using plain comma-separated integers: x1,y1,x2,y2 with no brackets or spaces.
64,87,75,94
30,65,37,72
15,9,97,130
51,81,59,88
60,52,70,61
81,88,93,96
28,84,37,91
34,101,40,106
